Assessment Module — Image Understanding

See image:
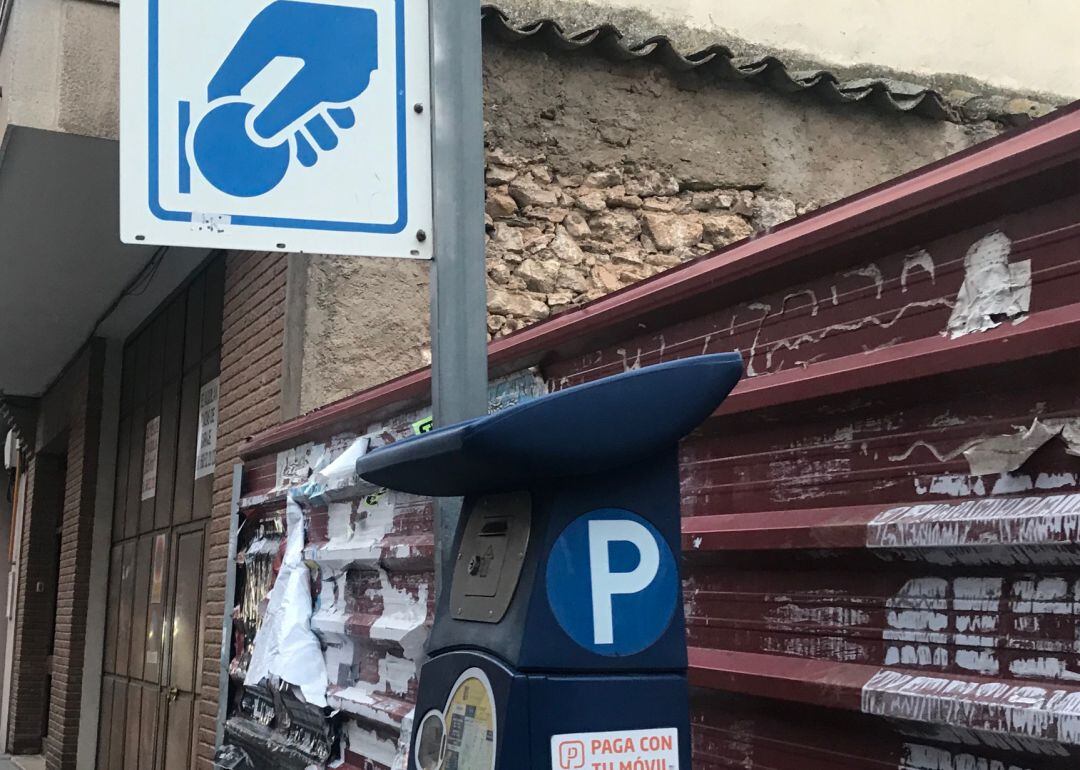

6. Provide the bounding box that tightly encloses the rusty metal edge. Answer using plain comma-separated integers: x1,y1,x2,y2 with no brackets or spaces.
242,103,1080,460
682,505,883,551
682,494,1080,551
686,647,1080,739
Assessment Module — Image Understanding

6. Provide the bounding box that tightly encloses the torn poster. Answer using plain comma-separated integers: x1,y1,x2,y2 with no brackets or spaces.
963,417,1080,476
963,420,1061,477
310,435,371,493
946,231,1031,338
195,377,220,479
141,415,161,501
244,492,329,707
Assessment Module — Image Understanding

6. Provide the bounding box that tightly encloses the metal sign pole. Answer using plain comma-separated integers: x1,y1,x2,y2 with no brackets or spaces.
428,1,489,597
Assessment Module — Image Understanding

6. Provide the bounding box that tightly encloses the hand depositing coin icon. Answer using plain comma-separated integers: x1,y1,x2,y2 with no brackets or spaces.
192,1,379,198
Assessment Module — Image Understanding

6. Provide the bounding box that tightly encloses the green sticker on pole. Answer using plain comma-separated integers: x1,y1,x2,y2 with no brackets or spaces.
413,416,434,435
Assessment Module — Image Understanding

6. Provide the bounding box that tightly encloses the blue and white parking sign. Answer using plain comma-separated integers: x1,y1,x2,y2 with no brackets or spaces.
546,510,679,656
121,0,433,258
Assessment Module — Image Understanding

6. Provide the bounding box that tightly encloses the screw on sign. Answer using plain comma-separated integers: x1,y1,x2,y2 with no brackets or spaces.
551,728,680,770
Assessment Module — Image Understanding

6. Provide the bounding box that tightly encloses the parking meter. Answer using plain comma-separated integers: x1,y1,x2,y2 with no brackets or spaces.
356,354,743,770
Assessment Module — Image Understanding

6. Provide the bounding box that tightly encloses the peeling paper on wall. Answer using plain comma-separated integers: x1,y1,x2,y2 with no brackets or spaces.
963,418,1080,476
311,435,371,491
946,231,1031,338
370,570,429,662
245,493,329,707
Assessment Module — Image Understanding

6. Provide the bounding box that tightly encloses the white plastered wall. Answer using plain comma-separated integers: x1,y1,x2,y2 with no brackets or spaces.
505,0,1080,100
0,0,119,143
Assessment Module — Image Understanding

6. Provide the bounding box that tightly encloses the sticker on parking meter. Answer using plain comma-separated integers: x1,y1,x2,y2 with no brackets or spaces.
552,727,679,770
440,668,496,770
546,509,678,656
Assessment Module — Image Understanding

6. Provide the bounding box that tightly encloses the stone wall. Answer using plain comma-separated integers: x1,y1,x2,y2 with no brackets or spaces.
295,40,1003,413
484,148,805,334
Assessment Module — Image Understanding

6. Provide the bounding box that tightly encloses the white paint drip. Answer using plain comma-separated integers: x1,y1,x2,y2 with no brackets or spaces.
1010,658,1080,682
1011,578,1071,615
883,577,954,671
763,634,867,662
989,472,1080,495
780,288,820,317
1037,473,1080,490
768,603,870,627
931,412,969,428
905,722,1070,756
914,474,987,498
955,649,1000,676
761,297,953,372
617,347,643,372
890,439,981,464
868,495,1080,549
901,249,936,294
946,231,1031,338
992,474,1036,495
743,302,772,377
843,263,885,299
878,571,1080,683
900,742,1034,770
862,669,1080,744
766,457,852,502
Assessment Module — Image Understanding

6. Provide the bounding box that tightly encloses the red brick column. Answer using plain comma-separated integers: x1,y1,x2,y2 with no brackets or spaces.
7,454,63,754
194,252,287,768
6,344,105,768
43,344,104,770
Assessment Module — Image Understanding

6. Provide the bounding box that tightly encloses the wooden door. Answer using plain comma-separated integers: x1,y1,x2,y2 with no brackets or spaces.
97,256,224,770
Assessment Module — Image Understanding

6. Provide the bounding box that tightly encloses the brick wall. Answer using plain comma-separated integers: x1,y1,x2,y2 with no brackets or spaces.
7,454,61,754
195,252,288,769
6,343,104,769
44,345,104,770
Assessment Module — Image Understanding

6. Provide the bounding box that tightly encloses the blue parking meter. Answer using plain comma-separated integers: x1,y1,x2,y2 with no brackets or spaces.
356,354,743,770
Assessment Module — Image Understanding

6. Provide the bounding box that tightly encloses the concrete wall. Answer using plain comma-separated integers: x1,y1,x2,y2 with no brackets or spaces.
499,0,1080,101
0,0,119,142
299,256,430,413
294,41,1001,412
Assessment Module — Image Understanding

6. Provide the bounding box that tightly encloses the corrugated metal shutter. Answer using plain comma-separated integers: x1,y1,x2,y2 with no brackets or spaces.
230,107,1080,768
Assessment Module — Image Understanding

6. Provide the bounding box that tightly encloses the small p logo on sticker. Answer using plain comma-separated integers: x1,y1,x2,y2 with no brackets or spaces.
556,740,586,769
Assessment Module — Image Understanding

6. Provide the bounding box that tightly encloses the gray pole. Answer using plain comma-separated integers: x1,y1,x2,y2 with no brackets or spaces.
429,1,488,597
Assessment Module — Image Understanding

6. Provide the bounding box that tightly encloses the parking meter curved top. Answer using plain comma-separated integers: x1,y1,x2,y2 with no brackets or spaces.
356,353,743,770
358,353,743,497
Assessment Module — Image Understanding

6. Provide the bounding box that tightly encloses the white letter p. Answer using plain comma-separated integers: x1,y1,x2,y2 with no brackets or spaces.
588,520,660,645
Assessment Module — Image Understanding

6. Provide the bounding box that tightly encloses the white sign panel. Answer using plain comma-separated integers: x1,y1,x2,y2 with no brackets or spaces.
121,0,433,258
141,416,161,501
195,377,220,479
551,728,679,770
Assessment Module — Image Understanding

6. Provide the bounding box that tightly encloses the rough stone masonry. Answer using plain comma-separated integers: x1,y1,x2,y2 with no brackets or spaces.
484,146,796,336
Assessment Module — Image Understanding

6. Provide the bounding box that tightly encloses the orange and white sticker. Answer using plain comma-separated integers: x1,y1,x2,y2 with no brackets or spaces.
551,728,679,770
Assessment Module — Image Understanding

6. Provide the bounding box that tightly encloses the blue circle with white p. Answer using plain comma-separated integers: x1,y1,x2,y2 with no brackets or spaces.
546,509,679,656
